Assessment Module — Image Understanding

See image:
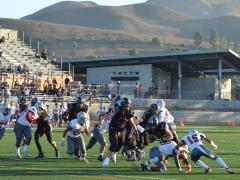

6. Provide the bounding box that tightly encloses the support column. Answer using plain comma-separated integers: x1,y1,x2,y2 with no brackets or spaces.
218,59,222,100
68,63,71,76
22,31,25,44
29,36,31,49
37,42,40,54
178,61,182,100
72,65,75,80
61,57,63,79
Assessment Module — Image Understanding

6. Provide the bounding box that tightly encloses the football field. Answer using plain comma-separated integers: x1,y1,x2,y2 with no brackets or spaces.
0,126,239,180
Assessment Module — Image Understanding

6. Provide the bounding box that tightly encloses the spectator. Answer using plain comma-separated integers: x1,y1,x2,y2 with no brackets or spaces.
52,77,57,89
59,104,66,127
0,36,5,44
16,65,22,73
35,52,41,59
41,50,48,60
53,102,59,127
64,76,70,88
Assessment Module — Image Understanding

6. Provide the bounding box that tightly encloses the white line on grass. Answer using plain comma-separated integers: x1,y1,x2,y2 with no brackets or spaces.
0,165,176,180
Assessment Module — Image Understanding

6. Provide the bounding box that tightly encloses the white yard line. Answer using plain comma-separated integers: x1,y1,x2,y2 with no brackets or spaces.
0,165,176,180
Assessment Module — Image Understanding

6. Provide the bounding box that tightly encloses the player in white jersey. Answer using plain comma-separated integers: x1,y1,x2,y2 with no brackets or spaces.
141,140,186,172
176,129,234,174
62,111,90,162
156,99,179,143
14,104,39,158
0,103,13,140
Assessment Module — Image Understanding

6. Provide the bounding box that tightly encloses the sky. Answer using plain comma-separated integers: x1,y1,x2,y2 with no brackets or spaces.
0,0,147,19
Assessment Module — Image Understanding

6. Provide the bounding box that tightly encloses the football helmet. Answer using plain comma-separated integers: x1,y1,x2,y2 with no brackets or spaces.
189,129,198,134
3,104,11,116
156,99,165,111
77,111,87,126
31,97,38,106
148,115,159,126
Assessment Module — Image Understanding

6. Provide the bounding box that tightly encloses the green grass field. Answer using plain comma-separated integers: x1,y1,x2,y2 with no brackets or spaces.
0,126,239,180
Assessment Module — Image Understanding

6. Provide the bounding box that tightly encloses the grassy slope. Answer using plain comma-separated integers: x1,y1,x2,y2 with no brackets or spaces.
0,126,239,180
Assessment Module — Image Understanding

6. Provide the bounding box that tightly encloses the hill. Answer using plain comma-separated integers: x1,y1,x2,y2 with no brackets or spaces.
1,0,240,58
147,0,240,18
22,1,192,35
0,18,195,58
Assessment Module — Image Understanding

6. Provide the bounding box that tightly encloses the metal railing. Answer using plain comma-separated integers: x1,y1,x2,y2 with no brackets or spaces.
69,83,232,100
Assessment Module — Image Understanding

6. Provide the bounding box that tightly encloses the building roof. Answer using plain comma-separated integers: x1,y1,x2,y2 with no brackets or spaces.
62,49,240,76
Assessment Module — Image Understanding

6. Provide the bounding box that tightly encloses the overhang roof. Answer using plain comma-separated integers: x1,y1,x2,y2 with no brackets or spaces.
62,49,240,76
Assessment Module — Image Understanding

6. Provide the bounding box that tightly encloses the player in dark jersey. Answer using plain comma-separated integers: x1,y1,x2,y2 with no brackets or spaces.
102,97,137,168
67,96,88,122
34,101,59,158
137,103,160,150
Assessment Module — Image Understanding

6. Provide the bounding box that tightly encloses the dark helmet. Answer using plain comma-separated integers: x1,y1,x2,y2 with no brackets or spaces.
121,97,131,106
76,96,85,104
19,96,26,103
114,102,121,109
115,95,122,102
148,115,159,126
149,103,160,112
31,97,38,106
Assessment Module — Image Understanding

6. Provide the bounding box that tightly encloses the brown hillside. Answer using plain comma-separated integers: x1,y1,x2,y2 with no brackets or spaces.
0,18,195,58
147,0,240,18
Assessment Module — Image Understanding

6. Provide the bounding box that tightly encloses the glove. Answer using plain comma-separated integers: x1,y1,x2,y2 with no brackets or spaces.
212,143,217,150
211,141,217,150
61,138,65,147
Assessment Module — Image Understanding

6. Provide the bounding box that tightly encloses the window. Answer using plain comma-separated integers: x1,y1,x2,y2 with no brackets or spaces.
129,72,133,75
118,72,122,75
135,72,139,75
112,72,117,75
124,72,127,75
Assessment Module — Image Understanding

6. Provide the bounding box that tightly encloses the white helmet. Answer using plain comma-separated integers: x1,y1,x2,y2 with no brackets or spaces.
77,111,87,125
189,129,198,134
156,99,165,111
34,101,45,113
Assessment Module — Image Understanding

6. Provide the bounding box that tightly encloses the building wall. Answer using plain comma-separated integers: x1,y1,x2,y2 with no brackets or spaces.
87,64,152,95
0,29,18,40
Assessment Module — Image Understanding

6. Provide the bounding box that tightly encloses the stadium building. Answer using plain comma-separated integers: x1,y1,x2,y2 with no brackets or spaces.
62,49,240,100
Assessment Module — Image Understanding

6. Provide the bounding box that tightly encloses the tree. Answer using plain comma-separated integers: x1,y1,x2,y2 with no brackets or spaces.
128,48,138,56
151,37,161,46
193,31,202,48
219,37,228,49
209,29,220,48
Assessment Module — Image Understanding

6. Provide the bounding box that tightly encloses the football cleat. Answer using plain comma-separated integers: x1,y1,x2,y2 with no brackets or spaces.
35,153,44,159
204,168,212,174
16,153,22,159
127,153,136,161
226,168,235,174
79,157,89,163
97,155,104,161
102,164,109,168
140,162,148,172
